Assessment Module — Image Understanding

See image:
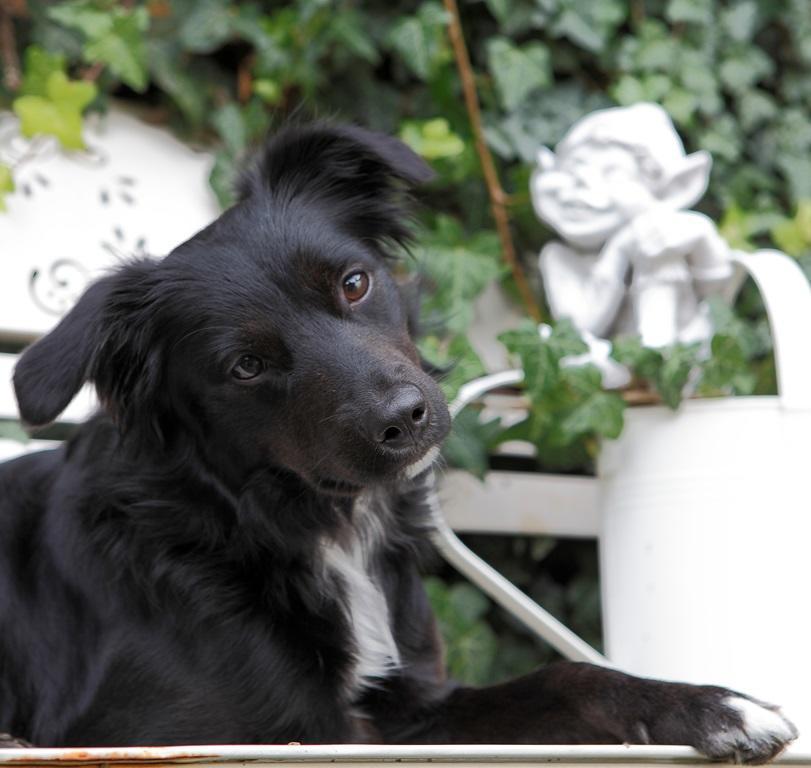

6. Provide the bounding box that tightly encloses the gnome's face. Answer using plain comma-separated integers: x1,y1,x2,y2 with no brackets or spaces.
531,142,658,250
531,103,712,251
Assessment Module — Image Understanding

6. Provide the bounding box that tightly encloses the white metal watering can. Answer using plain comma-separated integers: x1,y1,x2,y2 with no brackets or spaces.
431,248,811,742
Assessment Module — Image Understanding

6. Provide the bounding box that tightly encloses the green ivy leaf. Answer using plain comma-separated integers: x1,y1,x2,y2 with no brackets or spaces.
499,322,559,401
388,17,430,79
211,103,247,157
47,1,110,38
635,36,679,71
657,343,702,409
719,205,758,251
611,336,702,409
19,46,66,98
699,115,742,162
498,321,620,468
737,90,777,131
698,334,756,396
399,118,465,160
614,74,673,106
719,49,773,94
562,362,604,397
177,0,234,53
14,96,84,150
253,78,282,104
484,0,547,35
0,164,15,212
777,155,811,202
501,320,586,397
707,297,772,359
663,88,697,125
424,577,497,685
543,318,590,359
387,3,449,81
46,69,97,112
559,390,625,442
680,53,722,115
720,1,759,43
771,200,811,255
330,10,379,64
611,335,664,380
552,1,626,53
146,40,208,128
415,216,503,335
209,149,238,209
85,10,149,91
13,71,97,150
486,38,550,111
666,0,711,25
446,580,491,625
484,83,610,162
419,333,486,401
48,2,149,91
442,407,504,478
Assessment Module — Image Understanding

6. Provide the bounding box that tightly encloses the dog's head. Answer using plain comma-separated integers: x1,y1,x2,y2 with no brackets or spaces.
14,124,451,495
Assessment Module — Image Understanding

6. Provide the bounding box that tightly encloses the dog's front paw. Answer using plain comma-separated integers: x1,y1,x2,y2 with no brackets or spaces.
644,689,798,764
0,733,33,748
697,696,798,764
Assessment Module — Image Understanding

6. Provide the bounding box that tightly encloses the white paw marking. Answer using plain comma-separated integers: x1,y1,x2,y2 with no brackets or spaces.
724,696,798,744
403,445,440,479
705,695,800,760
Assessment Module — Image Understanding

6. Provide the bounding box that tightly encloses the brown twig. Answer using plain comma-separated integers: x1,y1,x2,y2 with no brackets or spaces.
0,2,21,91
621,387,661,406
237,54,255,104
442,0,542,323
630,0,646,27
81,61,105,82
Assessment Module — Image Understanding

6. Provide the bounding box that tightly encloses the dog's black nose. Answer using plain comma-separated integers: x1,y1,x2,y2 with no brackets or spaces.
375,385,428,448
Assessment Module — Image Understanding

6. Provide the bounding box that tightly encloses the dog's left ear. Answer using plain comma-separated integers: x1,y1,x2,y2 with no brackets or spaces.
14,259,166,437
239,123,435,248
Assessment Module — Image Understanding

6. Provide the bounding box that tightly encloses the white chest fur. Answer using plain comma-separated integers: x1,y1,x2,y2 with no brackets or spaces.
320,495,400,696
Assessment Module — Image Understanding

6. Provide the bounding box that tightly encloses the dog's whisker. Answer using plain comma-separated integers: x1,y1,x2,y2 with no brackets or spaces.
316,411,344,427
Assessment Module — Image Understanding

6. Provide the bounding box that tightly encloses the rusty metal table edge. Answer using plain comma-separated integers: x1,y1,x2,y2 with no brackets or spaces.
0,745,809,766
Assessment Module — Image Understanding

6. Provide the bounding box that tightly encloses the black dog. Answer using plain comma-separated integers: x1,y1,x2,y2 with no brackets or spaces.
0,124,798,761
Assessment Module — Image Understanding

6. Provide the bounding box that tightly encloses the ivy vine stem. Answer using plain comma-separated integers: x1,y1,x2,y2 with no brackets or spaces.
81,61,104,82
442,0,543,323
0,3,21,91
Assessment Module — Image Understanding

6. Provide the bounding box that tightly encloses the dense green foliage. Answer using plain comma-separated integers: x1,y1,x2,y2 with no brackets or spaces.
2,0,810,684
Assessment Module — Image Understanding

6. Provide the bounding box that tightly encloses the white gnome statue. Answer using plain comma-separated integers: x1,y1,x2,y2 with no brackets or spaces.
530,103,738,386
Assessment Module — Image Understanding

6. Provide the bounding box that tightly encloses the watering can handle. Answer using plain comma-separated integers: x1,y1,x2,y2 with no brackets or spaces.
430,368,610,666
733,250,811,411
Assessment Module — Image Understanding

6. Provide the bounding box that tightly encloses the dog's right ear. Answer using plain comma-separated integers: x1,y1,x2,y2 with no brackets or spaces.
14,277,111,427
238,123,435,252
13,260,160,428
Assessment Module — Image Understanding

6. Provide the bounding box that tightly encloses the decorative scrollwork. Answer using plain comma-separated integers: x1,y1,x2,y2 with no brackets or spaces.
29,259,92,317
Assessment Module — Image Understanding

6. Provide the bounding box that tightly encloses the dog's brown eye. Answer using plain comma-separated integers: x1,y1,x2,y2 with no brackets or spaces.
342,271,370,303
232,355,264,380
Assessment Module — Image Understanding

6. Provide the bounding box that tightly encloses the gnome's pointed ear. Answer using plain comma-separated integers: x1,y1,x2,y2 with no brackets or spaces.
536,146,557,172
658,150,711,210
